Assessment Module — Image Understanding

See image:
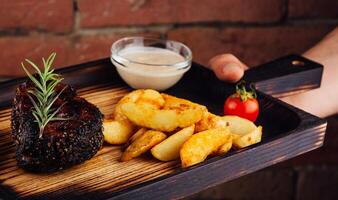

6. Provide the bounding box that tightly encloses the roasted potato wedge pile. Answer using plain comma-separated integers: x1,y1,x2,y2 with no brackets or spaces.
103,89,263,167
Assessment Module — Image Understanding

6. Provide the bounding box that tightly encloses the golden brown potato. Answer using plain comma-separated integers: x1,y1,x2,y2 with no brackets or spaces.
114,89,164,120
121,130,167,161
214,134,233,155
151,125,195,161
232,126,262,149
105,89,164,145
219,116,262,149
161,94,207,111
120,102,204,132
136,89,165,108
195,112,228,132
103,119,135,145
180,128,230,168
129,128,148,144
217,142,232,154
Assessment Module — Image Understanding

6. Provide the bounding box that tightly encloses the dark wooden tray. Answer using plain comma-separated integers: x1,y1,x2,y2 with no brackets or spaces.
0,55,327,200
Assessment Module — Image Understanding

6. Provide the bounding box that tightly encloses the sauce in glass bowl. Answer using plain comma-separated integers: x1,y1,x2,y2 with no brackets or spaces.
111,37,192,91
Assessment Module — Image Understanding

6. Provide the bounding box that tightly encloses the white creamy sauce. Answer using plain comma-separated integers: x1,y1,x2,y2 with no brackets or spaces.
118,47,185,72
112,46,190,91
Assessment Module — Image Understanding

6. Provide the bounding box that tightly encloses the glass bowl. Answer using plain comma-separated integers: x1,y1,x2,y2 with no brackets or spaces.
111,37,192,91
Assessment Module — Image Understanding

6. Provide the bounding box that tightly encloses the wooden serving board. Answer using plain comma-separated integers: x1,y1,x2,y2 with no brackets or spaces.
0,55,327,200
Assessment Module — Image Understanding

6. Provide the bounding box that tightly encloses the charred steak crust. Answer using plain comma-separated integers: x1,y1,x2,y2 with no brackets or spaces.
11,82,104,172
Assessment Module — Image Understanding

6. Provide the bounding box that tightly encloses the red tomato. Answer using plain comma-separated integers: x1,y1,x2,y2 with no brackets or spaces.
224,82,259,122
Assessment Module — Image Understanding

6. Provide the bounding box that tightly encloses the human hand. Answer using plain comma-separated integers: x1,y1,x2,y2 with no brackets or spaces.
208,54,248,83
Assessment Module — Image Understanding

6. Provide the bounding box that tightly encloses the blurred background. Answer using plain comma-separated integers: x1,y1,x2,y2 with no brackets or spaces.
0,0,337,199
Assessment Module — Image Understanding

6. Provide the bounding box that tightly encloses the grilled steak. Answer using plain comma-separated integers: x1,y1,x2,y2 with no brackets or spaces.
11,81,104,172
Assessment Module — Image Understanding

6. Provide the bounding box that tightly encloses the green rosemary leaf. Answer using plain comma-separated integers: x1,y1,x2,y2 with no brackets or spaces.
28,91,44,106
28,89,44,105
45,53,56,72
46,102,67,123
44,86,67,113
25,59,43,80
21,63,44,91
32,112,42,126
22,52,68,138
45,73,57,82
42,53,56,72
51,117,70,121
46,78,63,95
27,94,44,119
42,57,47,69
48,69,55,75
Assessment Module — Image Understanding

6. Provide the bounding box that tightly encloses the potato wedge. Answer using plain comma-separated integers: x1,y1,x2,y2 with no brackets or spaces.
217,141,232,154
195,112,228,132
120,102,204,132
103,119,135,145
123,127,148,149
161,94,207,111
180,127,230,168
136,89,165,108
114,89,164,120
121,130,167,161
220,116,262,149
151,125,195,161
105,89,164,144
232,126,262,149
129,128,148,144
214,134,233,155
221,115,257,134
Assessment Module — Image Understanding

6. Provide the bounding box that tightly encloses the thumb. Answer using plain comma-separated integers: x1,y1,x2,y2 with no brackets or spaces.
209,54,247,83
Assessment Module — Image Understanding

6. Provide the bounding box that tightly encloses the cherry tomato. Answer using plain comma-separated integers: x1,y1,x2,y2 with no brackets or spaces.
224,82,259,122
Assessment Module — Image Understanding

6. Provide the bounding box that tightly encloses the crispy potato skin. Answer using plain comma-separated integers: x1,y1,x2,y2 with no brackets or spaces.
120,95,205,132
214,134,233,155
217,142,232,155
232,126,262,149
195,112,228,132
103,119,135,145
161,94,206,110
151,125,195,161
105,89,263,167
123,127,148,149
127,128,148,145
121,130,167,161
104,90,164,144
218,116,262,149
180,128,230,168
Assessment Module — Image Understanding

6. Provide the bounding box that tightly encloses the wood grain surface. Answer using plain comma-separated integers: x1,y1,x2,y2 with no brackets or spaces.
0,83,182,199
0,55,327,200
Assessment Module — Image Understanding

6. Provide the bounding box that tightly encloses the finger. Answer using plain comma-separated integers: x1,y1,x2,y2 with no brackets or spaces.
212,62,244,83
209,54,248,70
209,54,248,83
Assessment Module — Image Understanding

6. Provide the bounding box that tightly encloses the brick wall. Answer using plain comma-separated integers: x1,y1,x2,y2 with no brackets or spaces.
1,0,338,199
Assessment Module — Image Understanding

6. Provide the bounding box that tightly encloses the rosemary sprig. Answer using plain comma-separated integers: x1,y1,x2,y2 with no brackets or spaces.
21,53,67,138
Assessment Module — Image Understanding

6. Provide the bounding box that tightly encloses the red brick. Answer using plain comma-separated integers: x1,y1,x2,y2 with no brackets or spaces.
167,26,333,66
0,36,72,77
0,0,74,33
0,32,161,77
289,0,338,19
72,32,161,64
78,0,284,27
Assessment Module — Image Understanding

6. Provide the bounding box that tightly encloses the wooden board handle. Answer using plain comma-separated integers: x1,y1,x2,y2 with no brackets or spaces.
181,54,323,100
243,54,323,98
